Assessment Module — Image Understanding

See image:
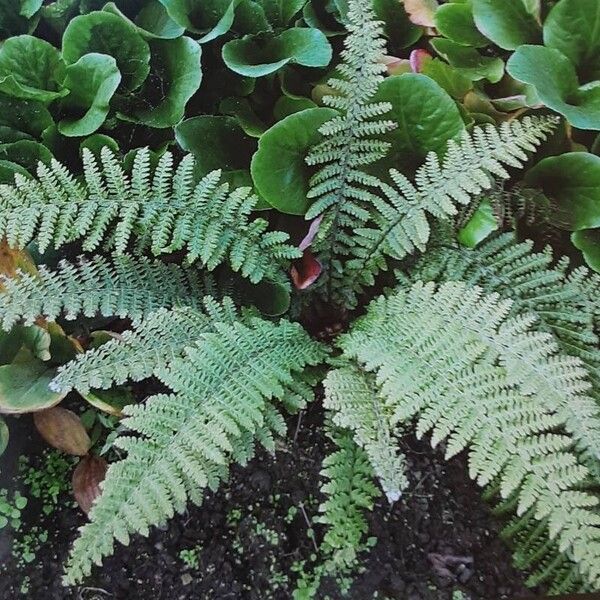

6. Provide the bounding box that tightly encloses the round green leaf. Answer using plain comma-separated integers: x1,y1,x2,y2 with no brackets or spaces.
118,37,201,129
572,228,600,273
431,38,504,83
0,325,51,365
457,199,499,248
435,3,488,48
251,107,337,215
0,360,66,415
240,278,291,316
58,53,122,137
62,11,151,92
372,74,465,172
175,115,256,174
525,152,600,231
471,0,541,50
0,160,30,183
103,1,185,39
373,0,422,50
0,140,52,172
79,134,119,159
273,96,318,121
219,97,267,137
0,36,67,103
222,28,332,77
544,0,600,82
0,416,8,456
260,0,307,27
0,94,53,138
159,0,267,42
419,57,473,100
507,45,600,131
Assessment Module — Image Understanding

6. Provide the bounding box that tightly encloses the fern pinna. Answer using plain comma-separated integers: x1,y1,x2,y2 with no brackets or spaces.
0,0,598,596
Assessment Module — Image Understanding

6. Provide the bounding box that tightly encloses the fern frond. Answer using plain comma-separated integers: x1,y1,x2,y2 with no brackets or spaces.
399,234,600,476
0,255,221,329
316,428,379,576
323,366,407,502
333,117,557,307
329,281,600,590
63,308,326,584
51,295,251,394
0,148,300,282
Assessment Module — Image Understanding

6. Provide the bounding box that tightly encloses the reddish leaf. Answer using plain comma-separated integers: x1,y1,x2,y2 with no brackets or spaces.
298,216,323,251
34,407,91,455
404,0,439,27
72,455,107,515
409,49,432,73
291,250,322,290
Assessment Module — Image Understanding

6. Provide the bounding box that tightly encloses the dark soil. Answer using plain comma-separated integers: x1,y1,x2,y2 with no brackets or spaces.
0,404,537,600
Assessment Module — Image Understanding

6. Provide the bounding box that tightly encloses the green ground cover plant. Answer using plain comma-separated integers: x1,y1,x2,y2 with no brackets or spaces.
0,0,600,597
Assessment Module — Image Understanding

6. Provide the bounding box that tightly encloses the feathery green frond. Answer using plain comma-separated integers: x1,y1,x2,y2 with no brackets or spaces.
0,255,221,329
399,234,600,476
317,429,379,577
51,298,240,394
323,366,407,502
330,281,600,590
302,2,557,308
63,309,326,584
0,148,300,282
329,117,557,307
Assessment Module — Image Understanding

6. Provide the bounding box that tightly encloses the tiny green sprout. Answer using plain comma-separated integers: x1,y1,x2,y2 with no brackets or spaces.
178,547,200,570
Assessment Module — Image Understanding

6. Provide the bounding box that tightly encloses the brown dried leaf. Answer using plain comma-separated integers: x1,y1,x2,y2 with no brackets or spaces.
34,407,91,455
0,238,37,290
403,0,439,27
72,455,107,515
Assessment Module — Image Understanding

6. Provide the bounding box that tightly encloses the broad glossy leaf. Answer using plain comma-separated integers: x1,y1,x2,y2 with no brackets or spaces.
273,96,317,121
220,97,267,137
34,406,91,455
373,0,422,50
420,57,473,100
507,45,600,131
431,38,504,83
103,1,185,39
525,152,600,230
175,115,256,174
19,0,43,19
0,140,52,172
159,0,267,42
72,455,107,514
572,228,600,273
0,361,65,414
471,0,541,50
0,416,8,456
372,74,465,172
435,3,488,48
58,53,121,137
0,94,53,138
0,36,67,103
543,0,600,82
0,326,50,365
457,199,498,248
222,28,332,77
79,134,119,159
0,160,29,184
403,0,438,27
251,107,337,214
119,37,202,128
79,388,131,416
259,0,306,27
0,1,32,37
62,11,151,92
